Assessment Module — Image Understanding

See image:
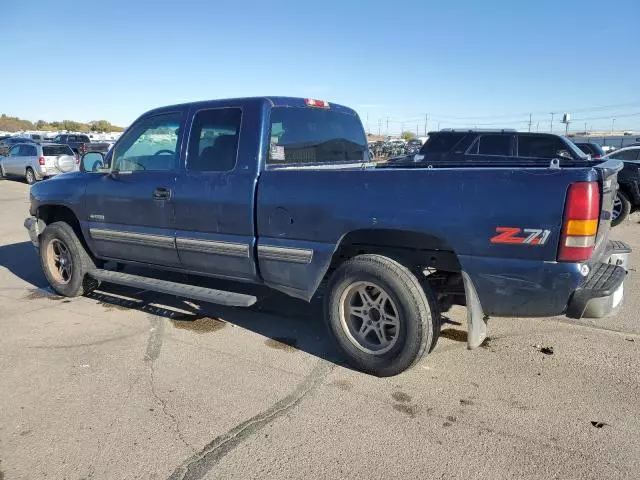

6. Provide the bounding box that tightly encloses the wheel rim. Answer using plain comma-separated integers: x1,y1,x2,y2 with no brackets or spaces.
45,238,73,284
612,194,622,221
339,281,400,355
26,170,34,183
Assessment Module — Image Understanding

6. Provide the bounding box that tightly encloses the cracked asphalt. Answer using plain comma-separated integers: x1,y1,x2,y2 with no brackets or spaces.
1,179,639,480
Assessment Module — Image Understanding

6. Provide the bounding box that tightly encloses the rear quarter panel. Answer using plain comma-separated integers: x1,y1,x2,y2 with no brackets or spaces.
256,166,600,300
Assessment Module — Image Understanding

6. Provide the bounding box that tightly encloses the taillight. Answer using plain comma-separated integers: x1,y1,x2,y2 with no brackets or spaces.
38,156,45,166
558,182,600,262
81,143,87,153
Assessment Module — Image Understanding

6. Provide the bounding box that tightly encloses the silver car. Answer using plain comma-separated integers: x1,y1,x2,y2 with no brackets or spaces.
0,143,77,184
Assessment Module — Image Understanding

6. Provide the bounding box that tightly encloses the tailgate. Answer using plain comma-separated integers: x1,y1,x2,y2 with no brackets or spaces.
87,143,110,153
593,159,624,259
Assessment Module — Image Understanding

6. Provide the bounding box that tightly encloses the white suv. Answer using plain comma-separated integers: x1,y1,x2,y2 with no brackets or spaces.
0,143,77,184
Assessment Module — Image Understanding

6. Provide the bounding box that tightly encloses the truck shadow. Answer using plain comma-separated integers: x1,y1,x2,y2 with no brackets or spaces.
0,242,342,368
86,279,341,366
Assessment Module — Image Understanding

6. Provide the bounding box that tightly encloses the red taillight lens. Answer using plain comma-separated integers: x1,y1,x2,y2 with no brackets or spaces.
81,143,87,153
558,182,600,262
38,156,45,166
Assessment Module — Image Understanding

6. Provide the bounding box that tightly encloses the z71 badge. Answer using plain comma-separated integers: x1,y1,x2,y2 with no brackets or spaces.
490,227,551,245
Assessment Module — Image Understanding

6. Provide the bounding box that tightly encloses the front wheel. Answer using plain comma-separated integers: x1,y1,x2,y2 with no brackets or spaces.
39,221,99,297
325,254,438,377
611,191,631,227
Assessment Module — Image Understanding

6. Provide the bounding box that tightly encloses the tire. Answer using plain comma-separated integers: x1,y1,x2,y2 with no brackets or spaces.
0,163,5,179
39,221,100,297
611,191,631,227
325,254,439,377
25,167,36,185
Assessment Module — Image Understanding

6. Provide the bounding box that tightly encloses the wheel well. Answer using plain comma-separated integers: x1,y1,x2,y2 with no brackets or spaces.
37,205,90,252
325,229,464,313
329,229,461,272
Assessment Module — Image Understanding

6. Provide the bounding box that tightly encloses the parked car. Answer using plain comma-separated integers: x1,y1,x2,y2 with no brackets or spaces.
602,146,640,225
574,142,606,159
406,138,423,154
0,136,35,156
52,134,111,156
0,143,76,184
25,97,630,376
390,130,596,166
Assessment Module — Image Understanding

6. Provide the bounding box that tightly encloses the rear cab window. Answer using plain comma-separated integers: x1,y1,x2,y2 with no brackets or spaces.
43,145,74,156
267,105,367,166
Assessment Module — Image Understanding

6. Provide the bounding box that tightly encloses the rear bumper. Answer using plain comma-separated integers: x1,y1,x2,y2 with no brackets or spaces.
460,239,631,319
566,240,630,318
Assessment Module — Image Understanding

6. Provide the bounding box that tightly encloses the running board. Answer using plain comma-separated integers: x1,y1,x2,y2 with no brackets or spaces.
88,270,257,307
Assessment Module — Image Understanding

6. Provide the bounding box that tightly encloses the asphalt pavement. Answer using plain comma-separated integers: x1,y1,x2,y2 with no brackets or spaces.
0,178,638,480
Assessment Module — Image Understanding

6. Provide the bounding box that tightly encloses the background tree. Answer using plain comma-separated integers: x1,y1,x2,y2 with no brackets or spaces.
401,131,416,140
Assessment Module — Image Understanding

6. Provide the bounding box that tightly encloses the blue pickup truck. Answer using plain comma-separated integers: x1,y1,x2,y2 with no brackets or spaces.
25,97,630,376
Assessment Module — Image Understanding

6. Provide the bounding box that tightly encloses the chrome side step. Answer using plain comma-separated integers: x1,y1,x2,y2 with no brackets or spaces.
88,270,257,307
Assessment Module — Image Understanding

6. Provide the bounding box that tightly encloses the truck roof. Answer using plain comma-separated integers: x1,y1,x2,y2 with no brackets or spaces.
144,97,358,118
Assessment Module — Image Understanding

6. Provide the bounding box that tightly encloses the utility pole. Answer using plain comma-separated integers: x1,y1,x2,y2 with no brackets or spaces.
416,123,419,137
401,122,405,136
528,113,532,132
584,122,587,134
424,114,428,136
550,112,555,133
377,119,381,136
612,118,616,133
536,122,539,132
386,117,389,136
437,122,441,131
366,112,370,134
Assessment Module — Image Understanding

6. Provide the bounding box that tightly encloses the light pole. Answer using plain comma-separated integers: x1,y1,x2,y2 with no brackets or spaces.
612,118,616,133
550,112,555,133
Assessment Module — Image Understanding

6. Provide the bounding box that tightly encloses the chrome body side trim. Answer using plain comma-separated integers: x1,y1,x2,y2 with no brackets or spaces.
89,228,175,249
175,238,250,258
258,244,314,264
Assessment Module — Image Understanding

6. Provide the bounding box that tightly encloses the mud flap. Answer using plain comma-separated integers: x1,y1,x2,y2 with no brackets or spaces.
462,271,487,349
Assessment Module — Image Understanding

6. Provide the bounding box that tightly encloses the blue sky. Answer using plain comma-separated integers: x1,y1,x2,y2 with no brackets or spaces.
3,0,639,133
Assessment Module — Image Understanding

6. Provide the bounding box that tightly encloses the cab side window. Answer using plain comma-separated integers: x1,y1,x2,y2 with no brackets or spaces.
112,112,183,172
468,135,512,156
187,108,242,172
518,135,572,158
611,150,640,161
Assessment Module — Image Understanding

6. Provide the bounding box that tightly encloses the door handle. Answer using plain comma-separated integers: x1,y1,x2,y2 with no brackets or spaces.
153,187,171,201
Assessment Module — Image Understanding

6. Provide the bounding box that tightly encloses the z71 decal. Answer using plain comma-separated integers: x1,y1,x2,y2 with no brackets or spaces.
490,227,551,245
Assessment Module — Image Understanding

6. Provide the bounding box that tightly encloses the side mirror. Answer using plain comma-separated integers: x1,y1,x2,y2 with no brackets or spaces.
81,152,106,173
557,150,573,160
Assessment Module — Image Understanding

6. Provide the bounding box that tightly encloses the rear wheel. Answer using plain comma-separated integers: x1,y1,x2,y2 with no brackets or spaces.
325,254,438,377
611,191,631,227
39,221,99,297
25,167,36,185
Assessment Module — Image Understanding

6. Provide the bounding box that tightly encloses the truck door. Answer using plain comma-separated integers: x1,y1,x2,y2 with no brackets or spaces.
83,111,186,267
172,103,260,281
